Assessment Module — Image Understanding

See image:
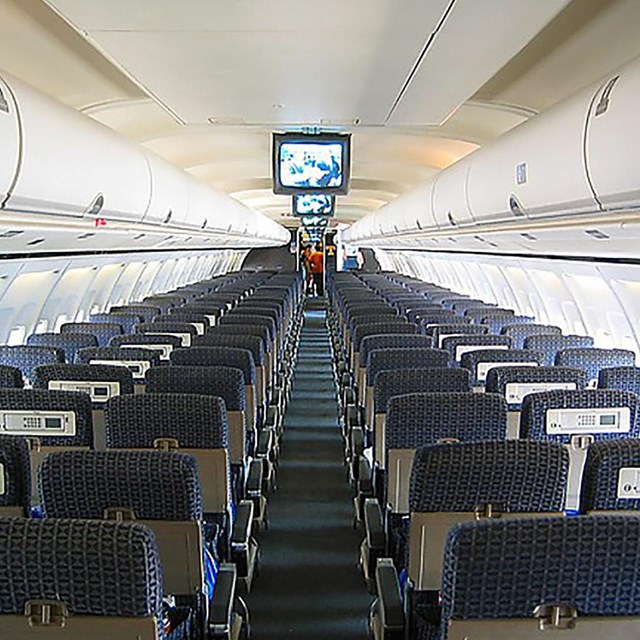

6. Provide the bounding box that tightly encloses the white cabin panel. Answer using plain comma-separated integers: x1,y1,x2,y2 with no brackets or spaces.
0,76,20,208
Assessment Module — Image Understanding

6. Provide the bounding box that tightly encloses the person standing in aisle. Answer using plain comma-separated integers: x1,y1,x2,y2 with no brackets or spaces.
309,243,324,296
301,244,313,294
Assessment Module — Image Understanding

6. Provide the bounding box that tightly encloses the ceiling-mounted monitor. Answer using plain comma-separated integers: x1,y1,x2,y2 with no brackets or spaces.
273,132,351,195
292,194,335,216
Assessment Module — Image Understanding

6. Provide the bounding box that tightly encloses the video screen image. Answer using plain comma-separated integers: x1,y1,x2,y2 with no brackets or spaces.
280,142,343,189
295,194,334,215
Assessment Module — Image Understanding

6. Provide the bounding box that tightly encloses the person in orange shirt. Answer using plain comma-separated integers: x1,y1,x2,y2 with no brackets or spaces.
301,244,313,293
308,243,324,296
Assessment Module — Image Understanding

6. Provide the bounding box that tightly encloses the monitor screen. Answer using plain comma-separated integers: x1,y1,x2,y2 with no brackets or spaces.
293,194,335,216
273,133,351,195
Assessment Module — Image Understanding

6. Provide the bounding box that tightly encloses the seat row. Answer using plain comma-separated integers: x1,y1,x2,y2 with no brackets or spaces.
326,271,640,639
0,269,305,639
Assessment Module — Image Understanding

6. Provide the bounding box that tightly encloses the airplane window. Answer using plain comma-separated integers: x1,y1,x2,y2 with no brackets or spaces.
54,314,69,332
8,326,26,346
34,319,49,334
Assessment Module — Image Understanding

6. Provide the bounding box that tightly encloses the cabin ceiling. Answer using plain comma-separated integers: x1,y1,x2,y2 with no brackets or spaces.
2,0,640,229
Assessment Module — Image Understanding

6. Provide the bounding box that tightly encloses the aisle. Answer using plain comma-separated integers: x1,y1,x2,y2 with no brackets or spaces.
247,300,371,639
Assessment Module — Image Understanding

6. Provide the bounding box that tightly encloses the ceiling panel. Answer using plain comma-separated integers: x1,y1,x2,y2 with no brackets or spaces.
48,0,451,125
388,0,571,125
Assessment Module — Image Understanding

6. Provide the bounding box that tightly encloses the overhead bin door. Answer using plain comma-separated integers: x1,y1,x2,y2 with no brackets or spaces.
3,73,151,221
142,151,189,226
585,60,640,212
0,75,20,208
433,156,474,228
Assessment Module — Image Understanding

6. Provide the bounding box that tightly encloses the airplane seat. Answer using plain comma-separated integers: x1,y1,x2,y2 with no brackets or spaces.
459,347,545,390
89,312,144,335
416,310,461,330
0,434,31,516
480,313,534,334
142,295,187,312
555,347,637,388
423,323,487,349
464,307,515,323
109,304,162,322
371,440,569,640
441,334,512,366
598,366,640,394
0,364,24,389
26,333,98,364
0,517,165,639
109,333,183,362
0,345,65,386
502,323,562,349
485,365,589,439
75,346,161,391
39,450,243,639
436,515,640,639
521,389,640,512
359,391,507,590
60,322,123,347
0,388,93,505
134,321,199,348
581,439,640,513
523,334,595,367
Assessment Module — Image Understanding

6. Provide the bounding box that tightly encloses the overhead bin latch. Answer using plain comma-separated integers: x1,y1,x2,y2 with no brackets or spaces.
595,76,620,117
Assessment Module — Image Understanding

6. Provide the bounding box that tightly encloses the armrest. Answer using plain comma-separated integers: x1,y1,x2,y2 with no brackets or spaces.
350,426,365,458
375,558,405,634
364,498,386,552
264,404,278,429
357,456,373,495
256,429,274,459
208,563,237,637
231,500,254,550
246,461,263,499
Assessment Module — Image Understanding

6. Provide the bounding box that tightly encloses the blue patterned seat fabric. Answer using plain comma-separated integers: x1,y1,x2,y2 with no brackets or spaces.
109,304,161,322
0,345,64,382
75,346,161,370
89,312,143,334
425,323,488,344
139,321,199,336
410,441,568,515
0,389,93,447
367,348,450,386
171,347,256,385
205,325,269,354
359,335,434,368
581,439,640,512
61,322,123,347
386,392,507,453
219,314,277,342
464,308,514,323
26,332,98,363
0,435,31,510
460,349,544,385
481,314,534,335
555,348,637,384
502,324,562,349
0,517,163,630
146,366,246,412
193,334,265,367
0,365,23,389
598,366,640,395
485,366,588,409
104,393,228,450
32,363,135,397
353,322,417,352
374,369,471,414
524,334,595,367
442,334,512,360
40,450,202,521
110,333,184,350
441,515,640,633
520,389,640,443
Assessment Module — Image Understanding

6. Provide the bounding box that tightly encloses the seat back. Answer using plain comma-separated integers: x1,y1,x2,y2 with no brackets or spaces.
75,347,161,384
384,392,507,512
524,334,594,366
556,347,637,387
442,334,512,363
27,333,98,363
442,515,640,639
146,366,247,464
407,441,568,590
598,366,640,394
89,313,143,334
109,333,183,361
502,323,562,349
481,313,534,334
0,365,24,389
110,304,161,322
61,322,123,347
40,450,204,598
460,348,544,388
0,517,162,639
134,322,198,347
0,345,64,384
425,323,488,348
0,435,30,516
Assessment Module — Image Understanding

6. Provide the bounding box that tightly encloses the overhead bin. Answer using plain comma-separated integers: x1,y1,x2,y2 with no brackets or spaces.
0,76,20,209
2,72,151,222
345,54,640,247
143,151,190,226
585,61,640,212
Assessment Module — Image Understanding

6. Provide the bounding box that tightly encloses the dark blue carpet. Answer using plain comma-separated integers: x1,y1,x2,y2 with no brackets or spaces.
246,304,372,638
